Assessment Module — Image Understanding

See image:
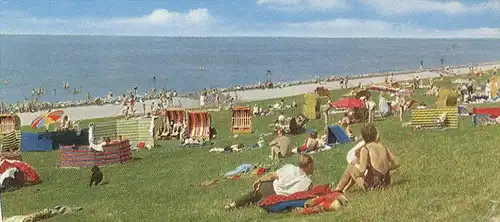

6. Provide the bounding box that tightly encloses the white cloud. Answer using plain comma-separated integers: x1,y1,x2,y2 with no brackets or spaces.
111,8,214,25
256,0,349,11
0,8,216,36
1,9,499,38
362,0,500,15
276,18,500,38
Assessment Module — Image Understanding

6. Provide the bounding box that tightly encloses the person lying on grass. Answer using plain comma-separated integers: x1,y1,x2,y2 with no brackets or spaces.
334,123,400,193
224,154,315,210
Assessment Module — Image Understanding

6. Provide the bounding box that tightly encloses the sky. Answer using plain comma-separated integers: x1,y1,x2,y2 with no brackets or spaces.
1,0,499,38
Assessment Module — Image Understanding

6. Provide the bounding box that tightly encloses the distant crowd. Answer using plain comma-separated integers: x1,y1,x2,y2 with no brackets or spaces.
0,62,493,115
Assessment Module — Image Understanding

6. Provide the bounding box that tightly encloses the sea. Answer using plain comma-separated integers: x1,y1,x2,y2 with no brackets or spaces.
1,35,499,104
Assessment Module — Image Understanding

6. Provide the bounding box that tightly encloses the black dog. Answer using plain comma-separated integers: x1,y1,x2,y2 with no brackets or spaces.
89,166,103,187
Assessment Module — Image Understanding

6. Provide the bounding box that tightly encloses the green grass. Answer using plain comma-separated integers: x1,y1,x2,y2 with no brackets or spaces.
4,73,500,221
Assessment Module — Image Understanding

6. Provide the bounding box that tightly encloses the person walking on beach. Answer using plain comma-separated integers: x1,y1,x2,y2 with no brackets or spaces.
150,101,156,114
166,90,172,107
322,101,333,127
467,78,474,96
172,90,177,106
420,60,424,71
129,95,136,113
340,78,344,89
215,93,220,107
200,91,206,108
170,90,175,106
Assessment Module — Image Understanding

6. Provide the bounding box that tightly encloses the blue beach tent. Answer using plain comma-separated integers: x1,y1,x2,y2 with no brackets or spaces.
326,125,351,145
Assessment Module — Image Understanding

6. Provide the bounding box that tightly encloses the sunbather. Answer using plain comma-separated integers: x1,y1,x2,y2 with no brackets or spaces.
296,115,307,127
297,131,319,153
252,104,260,116
416,103,427,109
269,128,291,160
338,113,355,140
224,154,314,210
277,112,286,126
59,115,71,131
334,123,400,193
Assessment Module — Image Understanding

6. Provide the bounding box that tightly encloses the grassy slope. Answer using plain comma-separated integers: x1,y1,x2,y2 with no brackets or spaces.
4,73,500,222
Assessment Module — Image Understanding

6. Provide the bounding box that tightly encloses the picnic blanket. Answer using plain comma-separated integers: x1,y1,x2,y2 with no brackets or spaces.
223,164,253,177
259,184,332,207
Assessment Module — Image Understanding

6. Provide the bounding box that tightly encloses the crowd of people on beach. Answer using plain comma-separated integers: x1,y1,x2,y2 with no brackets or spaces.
0,62,494,116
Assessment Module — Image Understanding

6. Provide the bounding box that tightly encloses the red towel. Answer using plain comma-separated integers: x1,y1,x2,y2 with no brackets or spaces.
256,168,267,177
259,184,331,206
138,142,145,149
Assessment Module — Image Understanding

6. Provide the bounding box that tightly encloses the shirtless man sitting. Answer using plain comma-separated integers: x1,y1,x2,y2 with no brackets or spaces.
334,123,400,193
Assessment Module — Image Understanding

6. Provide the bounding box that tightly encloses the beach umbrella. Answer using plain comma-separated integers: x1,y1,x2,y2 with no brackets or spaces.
31,110,64,129
331,98,365,109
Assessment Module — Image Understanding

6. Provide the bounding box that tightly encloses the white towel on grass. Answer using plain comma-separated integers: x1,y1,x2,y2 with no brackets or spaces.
88,126,103,152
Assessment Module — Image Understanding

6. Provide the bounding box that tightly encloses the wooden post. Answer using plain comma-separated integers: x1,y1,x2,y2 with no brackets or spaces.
244,110,247,128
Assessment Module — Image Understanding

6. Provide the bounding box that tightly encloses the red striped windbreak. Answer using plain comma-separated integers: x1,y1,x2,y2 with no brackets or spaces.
167,110,185,124
59,140,132,167
187,112,210,138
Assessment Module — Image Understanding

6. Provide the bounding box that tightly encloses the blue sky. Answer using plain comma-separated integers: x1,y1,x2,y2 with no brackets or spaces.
1,0,499,38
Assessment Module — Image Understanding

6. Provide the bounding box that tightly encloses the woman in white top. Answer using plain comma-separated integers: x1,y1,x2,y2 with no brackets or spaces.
200,94,206,107
398,96,407,122
485,80,491,100
225,154,314,210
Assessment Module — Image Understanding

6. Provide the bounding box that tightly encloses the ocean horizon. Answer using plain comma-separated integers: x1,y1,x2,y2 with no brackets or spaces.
1,35,499,104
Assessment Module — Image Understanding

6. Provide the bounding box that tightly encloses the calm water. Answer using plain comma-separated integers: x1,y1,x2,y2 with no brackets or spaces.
1,35,499,103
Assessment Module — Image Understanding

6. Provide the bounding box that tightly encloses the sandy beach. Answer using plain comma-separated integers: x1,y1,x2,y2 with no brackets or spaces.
17,62,499,125
227,63,500,102
18,97,200,125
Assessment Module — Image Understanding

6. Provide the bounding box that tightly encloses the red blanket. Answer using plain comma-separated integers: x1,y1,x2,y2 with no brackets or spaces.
473,107,500,118
259,184,332,206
